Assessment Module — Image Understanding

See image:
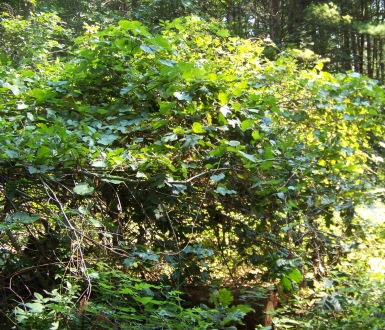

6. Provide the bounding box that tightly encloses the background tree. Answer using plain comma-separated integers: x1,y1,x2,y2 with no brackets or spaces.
3,0,385,82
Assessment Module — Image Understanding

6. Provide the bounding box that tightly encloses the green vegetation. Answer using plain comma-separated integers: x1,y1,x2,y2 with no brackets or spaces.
0,1,385,329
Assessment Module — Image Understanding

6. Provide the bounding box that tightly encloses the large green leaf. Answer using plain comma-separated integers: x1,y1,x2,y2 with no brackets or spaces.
73,183,94,196
6,212,41,225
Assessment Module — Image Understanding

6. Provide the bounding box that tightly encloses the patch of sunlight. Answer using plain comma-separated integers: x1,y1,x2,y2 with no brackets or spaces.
356,200,385,224
368,257,385,274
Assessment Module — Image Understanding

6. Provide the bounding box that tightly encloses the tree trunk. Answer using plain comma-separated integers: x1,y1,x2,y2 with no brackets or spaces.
342,29,351,71
359,34,365,73
23,0,35,19
378,37,385,84
367,34,373,77
364,1,373,77
373,37,379,79
352,33,359,72
288,0,308,44
269,0,281,42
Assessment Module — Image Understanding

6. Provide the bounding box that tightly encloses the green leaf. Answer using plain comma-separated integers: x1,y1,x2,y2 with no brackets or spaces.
210,288,234,307
226,140,241,147
218,92,230,105
36,146,51,160
88,218,104,228
26,112,34,121
181,135,202,148
28,88,56,102
348,72,361,78
134,296,154,305
192,122,205,133
238,150,256,162
17,103,28,110
7,84,20,96
73,183,94,196
116,306,135,312
6,212,41,224
215,187,237,195
101,178,125,184
343,114,355,120
252,131,262,140
119,20,144,30
216,29,230,37
24,302,44,313
174,91,192,102
98,134,119,146
277,192,285,200
261,161,272,169
34,292,44,301
241,119,253,131
135,171,147,179
151,35,172,50
123,258,138,267
28,165,54,174
210,173,225,182
150,120,167,132
158,58,176,67
159,101,176,114
91,160,109,168
140,44,158,54
287,268,303,283
280,275,293,292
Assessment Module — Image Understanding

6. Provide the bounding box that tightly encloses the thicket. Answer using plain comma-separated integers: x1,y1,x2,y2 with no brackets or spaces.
0,10,384,329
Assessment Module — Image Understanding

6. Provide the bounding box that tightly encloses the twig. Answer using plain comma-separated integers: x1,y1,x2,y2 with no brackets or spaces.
40,178,92,299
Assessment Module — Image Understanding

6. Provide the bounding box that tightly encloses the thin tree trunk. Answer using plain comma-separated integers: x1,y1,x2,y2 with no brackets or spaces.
367,34,373,77
341,0,352,71
373,37,379,79
352,33,359,72
342,29,351,71
359,34,365,73
364,1,373,77
378,37,385,84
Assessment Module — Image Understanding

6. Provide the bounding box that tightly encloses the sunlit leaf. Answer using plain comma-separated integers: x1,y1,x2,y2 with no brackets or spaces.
73,182,94,196
181,135,202,148
216,29,229,37
277,192,285,200
91,160,109,168
140,44,158,54
280,276,292,292
192,122,205,133
6,212,41,224
98,134,119,146
174,91,192,102
238,151,256,162
210,173,225,182
215,187,237,195
241,119,253,131
287,268,302,283
24,302,44,313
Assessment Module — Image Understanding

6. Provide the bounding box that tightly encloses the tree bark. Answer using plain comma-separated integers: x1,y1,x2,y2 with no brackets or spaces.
269,0,281,42
287,0,306,44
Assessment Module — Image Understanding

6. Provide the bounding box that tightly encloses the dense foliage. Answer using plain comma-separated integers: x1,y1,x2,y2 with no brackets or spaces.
3,0,385,82
0,5,385,330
